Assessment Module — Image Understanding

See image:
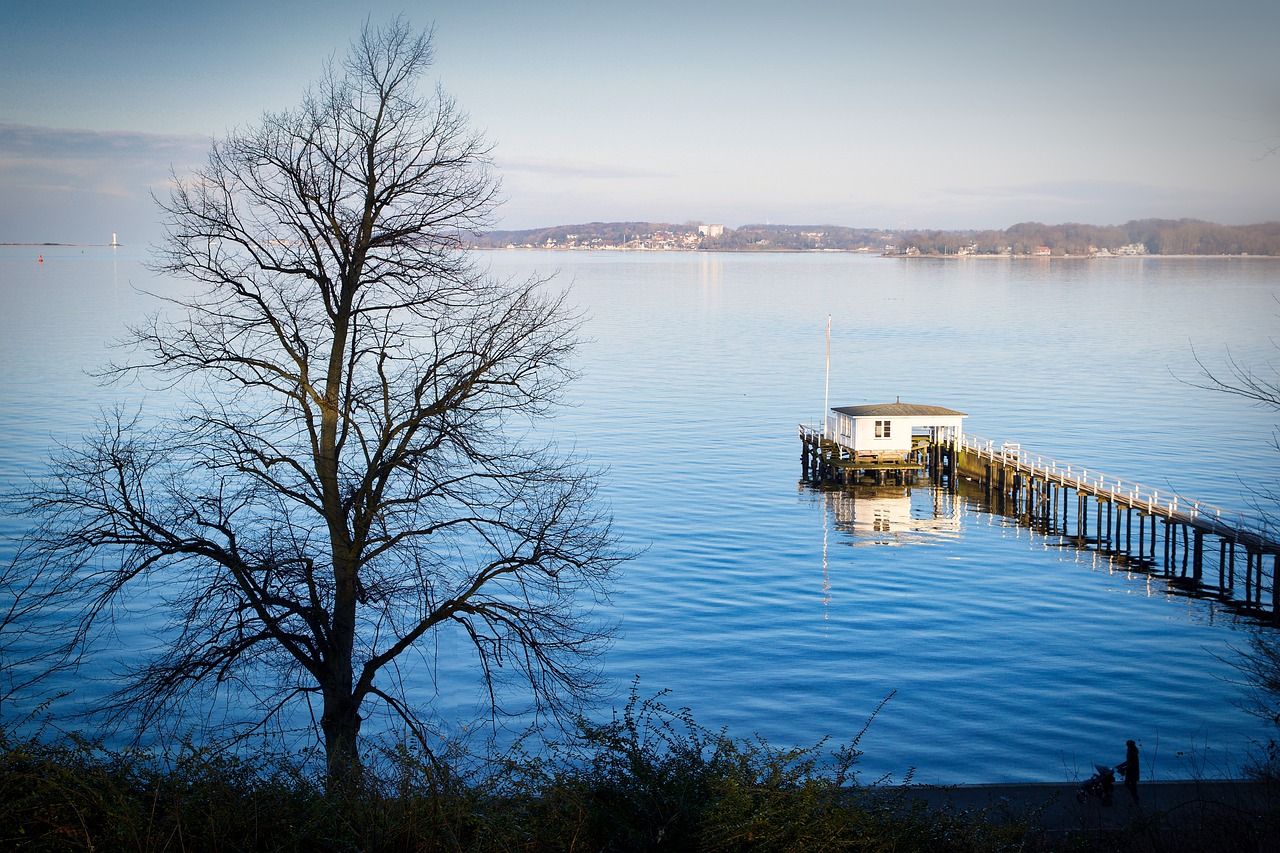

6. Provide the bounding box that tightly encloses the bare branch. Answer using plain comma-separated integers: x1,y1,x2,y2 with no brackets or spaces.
1190,345,1280,411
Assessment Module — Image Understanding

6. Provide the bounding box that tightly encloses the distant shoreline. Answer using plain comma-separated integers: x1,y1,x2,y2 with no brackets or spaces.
887,252,1280,260
6,244,1276,259
472,246,1280,259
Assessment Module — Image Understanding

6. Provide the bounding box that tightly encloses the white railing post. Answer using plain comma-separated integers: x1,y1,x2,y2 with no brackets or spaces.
927,434,1270,551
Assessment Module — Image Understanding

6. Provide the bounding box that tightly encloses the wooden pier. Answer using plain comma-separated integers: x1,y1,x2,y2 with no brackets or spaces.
800,424,1280,618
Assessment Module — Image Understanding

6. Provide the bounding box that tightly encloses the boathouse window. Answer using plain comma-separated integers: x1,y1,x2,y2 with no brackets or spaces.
875,420,891,438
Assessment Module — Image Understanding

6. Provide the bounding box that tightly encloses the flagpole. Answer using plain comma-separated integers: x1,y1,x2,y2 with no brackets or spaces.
823,315,831,439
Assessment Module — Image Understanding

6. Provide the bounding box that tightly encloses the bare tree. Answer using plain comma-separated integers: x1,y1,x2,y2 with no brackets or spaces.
4,19,623,783
1193,340,1280,751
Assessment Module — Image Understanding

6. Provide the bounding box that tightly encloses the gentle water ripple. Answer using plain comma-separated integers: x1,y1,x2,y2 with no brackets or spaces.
2,248,1278,783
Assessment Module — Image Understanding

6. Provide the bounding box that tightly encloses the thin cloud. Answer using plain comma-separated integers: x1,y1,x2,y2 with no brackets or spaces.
928,180,1279,228
943,180,1179,205
0,123,208,166
0,123,208,200
0,124,209,243
497,157,672,181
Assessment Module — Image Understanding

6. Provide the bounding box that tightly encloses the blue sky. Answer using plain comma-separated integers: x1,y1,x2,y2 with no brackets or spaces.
2,0,1278,244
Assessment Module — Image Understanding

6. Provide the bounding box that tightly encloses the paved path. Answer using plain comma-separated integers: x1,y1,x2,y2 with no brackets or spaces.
896,779,1277,833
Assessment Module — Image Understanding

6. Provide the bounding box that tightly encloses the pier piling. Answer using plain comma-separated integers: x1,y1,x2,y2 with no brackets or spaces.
947,433,1279,618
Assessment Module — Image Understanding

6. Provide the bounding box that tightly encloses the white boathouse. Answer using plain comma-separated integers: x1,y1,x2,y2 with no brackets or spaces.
826,402,966,464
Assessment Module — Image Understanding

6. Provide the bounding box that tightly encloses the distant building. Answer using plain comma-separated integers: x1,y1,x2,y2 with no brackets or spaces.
1116,243,1148,255
698,224,725,238
1033,246,1052,256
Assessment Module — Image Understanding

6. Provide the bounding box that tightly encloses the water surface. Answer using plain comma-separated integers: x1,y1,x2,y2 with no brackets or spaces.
2,246,1278,783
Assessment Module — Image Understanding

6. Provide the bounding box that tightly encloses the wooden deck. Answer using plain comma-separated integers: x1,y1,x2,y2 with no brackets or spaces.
798,424,927,485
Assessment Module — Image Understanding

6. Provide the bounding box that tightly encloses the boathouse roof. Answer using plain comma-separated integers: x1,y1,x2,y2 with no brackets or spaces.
832,403,967,418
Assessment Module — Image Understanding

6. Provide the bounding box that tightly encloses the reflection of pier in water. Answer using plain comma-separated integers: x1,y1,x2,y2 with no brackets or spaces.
951,474,1273,621
801,422,1280,620
951,436,1280,621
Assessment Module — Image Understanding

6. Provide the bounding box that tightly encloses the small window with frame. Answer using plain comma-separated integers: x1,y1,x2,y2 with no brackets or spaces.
875,420,891,439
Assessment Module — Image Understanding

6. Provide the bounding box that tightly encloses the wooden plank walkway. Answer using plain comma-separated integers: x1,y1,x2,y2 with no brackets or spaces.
954,434,1278,557
949,433,1280,616
800,423,1280,615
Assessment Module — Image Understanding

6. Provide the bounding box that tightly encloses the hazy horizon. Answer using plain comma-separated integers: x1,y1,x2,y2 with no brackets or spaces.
3,0,1278,245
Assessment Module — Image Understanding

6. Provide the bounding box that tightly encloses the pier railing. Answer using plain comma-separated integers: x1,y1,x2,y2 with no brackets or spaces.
955,433,1273,544
799,423,824,443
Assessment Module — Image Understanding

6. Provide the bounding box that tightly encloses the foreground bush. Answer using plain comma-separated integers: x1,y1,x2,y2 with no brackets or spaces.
3,692,1275,851
0,689,1015,852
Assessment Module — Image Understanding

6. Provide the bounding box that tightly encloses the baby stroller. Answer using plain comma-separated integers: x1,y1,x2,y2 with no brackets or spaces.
1075,764,1116,806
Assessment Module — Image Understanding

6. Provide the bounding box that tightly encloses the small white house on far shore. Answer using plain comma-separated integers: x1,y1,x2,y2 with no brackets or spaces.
826,402,966,462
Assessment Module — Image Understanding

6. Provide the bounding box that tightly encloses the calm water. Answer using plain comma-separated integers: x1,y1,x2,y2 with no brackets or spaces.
2,246,1279,784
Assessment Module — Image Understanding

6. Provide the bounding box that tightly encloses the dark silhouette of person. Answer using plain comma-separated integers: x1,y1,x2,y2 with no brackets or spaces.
1117,739,1140,804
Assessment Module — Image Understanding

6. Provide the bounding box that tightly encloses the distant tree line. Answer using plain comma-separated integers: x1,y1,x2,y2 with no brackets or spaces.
466,221,697,250
900,219,1280,256
699,224,897,251
465,218,1280,255
464,222,897,251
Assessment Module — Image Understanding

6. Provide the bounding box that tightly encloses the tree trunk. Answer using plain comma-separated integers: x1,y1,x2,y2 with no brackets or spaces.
321,675,363,789
319,266,361,789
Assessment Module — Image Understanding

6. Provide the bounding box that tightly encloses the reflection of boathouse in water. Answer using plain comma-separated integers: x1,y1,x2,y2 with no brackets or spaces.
820,487,960,546
800,401,966,486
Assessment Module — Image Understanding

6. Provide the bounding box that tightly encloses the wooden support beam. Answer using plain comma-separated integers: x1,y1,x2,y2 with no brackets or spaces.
1247,550,1256,603
1273,554,1279,615
1193,529,1204,581
1095,498,1103,549
1219,538,1227,589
